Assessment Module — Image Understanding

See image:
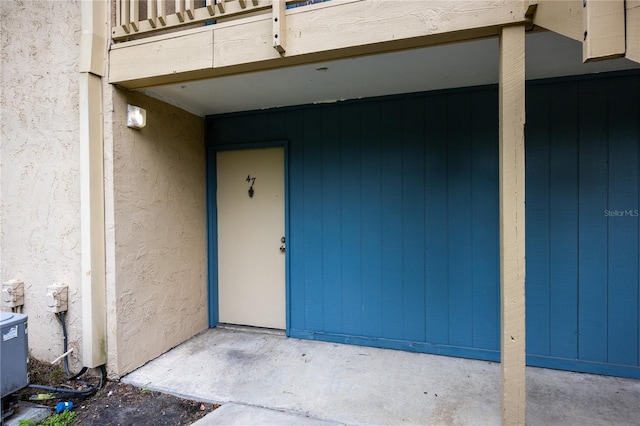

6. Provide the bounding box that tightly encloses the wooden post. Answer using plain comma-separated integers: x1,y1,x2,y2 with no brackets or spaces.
273,0,286,54
499,24,526,426
176,0,185,22
582,0,625,62
532,0,583,42
158,0,166,26
130,0,139,31
120,0,130,33
186,0,195,19
627,0,640,64
147,0,157,28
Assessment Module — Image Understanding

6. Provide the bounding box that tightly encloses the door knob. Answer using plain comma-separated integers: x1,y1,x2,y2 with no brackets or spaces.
280,244,286,253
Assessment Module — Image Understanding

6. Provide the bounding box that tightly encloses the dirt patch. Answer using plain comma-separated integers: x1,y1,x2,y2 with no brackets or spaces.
70,381,219,425
22,358,219,425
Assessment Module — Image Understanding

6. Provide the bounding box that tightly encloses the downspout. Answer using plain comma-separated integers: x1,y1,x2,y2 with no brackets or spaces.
79,0,108,369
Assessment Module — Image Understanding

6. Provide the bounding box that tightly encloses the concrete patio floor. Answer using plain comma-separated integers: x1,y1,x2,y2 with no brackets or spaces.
122,326,640,425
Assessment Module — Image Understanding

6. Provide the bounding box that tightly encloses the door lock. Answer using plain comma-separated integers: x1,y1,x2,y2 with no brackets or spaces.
280,236,286,252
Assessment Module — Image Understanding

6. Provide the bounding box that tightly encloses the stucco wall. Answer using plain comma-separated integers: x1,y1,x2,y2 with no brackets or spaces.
108,89,207,376
0,0,84,368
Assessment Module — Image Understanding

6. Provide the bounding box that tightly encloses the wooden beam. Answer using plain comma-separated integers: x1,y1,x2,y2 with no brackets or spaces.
111,29,216,84
627,0,640,64
582,0,625,62
499,24,526,426
110,0,530,87
273,0,286,54
532,0,582,41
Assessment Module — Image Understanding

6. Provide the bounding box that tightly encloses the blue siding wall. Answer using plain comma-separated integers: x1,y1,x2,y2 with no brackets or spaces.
525,74,640,378
208,88,501,361
207,71,640,378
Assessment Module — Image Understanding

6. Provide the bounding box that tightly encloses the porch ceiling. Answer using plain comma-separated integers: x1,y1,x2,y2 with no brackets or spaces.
140,31,639,117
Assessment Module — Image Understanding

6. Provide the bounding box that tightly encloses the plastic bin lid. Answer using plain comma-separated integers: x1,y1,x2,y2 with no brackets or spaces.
1,311,15,323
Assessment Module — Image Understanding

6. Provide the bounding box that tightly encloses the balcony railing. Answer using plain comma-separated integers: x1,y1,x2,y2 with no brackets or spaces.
112,0,329,42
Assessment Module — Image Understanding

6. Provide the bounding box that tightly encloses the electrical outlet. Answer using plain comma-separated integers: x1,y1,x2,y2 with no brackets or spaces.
46,284,68,313
2,279,25,308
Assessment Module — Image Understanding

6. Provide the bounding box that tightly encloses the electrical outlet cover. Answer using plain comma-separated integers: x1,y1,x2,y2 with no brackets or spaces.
46,284,68,313
2,279,24,308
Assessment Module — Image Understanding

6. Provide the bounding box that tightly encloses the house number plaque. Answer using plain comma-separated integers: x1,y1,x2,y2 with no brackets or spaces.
246,175,256,198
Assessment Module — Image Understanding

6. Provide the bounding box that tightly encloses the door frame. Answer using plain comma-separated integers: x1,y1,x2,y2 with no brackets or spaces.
206,140,290,334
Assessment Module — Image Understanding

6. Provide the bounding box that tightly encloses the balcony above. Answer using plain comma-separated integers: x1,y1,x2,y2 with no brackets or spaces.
107,1,640,116
109,0,533,88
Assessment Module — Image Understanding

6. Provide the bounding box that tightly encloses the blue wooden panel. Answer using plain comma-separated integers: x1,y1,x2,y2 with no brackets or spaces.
424,94,450,345
548,82,579,360
359,102,384,337
340,103,363,336
525,73,640,374
577,79,609,363
380,99,404,339
470,90,499,351
526,354,640,379
302,108,325,331
287,109,307,332
250,112,269,140
229,114,253,143
447,92,474,347
401,97,426,342
606,76,639,366
207,72,640,379
321,107,343,333
525,84,551,357
206,143,219,327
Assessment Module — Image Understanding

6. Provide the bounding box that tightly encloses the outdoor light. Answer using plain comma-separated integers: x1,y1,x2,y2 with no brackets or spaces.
127,104,146,129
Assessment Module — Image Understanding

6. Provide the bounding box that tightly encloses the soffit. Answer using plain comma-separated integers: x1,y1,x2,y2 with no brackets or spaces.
140,31,640,117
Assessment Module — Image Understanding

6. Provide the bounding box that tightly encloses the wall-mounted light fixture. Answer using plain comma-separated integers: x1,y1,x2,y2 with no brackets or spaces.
127,104,146,129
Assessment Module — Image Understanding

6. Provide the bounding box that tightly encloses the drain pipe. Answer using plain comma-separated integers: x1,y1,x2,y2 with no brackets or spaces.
79,0,108,369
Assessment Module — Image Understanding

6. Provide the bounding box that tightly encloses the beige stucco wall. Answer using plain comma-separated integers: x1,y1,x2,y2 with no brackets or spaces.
2,0,207,378
0,0,84,369
106,88,208,376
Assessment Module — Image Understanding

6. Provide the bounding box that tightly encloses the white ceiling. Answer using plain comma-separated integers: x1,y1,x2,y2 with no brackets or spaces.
141,31,640,117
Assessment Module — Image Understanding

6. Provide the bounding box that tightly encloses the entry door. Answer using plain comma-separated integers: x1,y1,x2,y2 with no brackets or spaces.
216,147,285,329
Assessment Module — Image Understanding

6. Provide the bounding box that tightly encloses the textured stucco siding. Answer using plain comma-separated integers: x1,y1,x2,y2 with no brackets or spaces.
1,0,207,377
109,89,207,376
0,0,84,368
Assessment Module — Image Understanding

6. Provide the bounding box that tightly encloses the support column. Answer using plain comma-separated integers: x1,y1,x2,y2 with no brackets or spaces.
499,24,526,425
627,1,640,64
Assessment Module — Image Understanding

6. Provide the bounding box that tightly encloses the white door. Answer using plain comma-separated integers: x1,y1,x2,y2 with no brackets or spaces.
216,147,285,329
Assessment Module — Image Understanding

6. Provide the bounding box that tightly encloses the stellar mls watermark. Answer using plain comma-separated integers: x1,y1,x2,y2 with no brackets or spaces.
604,209,639,217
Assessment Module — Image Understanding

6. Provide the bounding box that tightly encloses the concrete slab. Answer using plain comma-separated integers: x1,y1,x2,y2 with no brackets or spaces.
123,327,640,425
192,403,342,425
4,402,52,426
